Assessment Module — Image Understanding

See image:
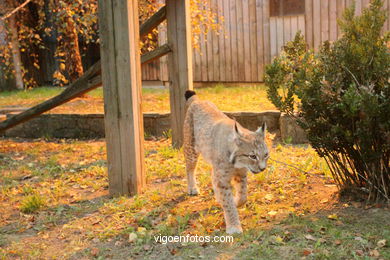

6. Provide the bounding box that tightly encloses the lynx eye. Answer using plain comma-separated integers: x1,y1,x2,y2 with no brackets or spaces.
248,154,257,160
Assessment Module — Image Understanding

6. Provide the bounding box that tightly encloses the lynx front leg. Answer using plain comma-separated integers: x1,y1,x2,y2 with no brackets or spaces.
214,173,242,234
232,174,247,207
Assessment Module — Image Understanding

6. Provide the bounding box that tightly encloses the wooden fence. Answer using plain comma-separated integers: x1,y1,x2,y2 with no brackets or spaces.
142,0,390,82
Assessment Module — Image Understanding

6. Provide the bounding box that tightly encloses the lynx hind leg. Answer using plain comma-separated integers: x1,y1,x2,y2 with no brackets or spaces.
232,175,247,207
185,145,199,195
183,115,200,195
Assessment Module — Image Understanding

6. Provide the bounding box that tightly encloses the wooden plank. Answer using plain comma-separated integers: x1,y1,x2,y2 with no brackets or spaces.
139,6,166,38
141,44,171,65
329,0,338,42
355,0,362,15
224,0,232,82
243,0,251,81
276,16,284,55
298,15,305,36
263,0,271,65
98,0,145,196
212,0,220,81
206,0,214,81
270,17,277,59
193,36,201,81
200,27,208,81
290,16,298,39
230,0,238,81
384,0,390,32
305,0,314,48
256,0,264,81
131,1,146,190
313,0,321,50
321,0,329,43
337,0,346,38
217,0,226,82
387,0,390,31
236,0,245,81
157,9,169,82
249,0,257,82
283,16,291,44
166,0,193,147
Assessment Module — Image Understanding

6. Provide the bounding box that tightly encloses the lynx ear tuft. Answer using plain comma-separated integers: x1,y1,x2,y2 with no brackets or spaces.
234,121,242,136
256,122,267,138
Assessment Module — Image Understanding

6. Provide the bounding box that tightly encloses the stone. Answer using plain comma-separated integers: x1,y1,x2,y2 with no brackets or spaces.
279,113,308,144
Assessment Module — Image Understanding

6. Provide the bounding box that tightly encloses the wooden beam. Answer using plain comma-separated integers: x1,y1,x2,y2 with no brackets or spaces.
0,61,101,132
166,0,193,148
0,5,169,134
141,43,171,65
0,43,170,133
140,6,166,37
98,0,145,196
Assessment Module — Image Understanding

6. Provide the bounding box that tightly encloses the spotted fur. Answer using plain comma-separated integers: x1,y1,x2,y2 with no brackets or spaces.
183,91,269,234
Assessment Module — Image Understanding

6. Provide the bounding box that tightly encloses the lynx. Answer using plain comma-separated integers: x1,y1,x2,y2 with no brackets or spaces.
183,90,269,234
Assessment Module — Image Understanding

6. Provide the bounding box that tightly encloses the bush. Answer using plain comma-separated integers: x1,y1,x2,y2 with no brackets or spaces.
265,0,390,202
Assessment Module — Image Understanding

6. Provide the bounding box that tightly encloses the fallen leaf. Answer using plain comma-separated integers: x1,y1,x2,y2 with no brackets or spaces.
305,234,317,241
268,210,278,217
320,199,328,204
355,250,364,256
274,236,284,244
355,236,364,242
264,194,274,201
327,214,338,220
334,239,342,245
369,249,380,257
137,227,147,233
302,249,312,256
90,247,99,257
377,239,386,248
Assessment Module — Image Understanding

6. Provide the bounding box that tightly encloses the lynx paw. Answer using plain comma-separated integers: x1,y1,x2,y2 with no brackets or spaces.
188,186,199,196
226,225,243,234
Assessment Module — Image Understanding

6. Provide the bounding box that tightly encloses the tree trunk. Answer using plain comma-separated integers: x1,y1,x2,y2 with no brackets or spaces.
63,8,84,82
8,14,24,90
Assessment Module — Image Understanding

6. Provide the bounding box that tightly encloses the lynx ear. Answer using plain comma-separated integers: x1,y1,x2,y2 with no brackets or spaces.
234,121,244,137
234,121,243,145
256,122,267,138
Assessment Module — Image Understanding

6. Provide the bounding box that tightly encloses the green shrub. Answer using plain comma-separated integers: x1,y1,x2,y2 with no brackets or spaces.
265,0,390,201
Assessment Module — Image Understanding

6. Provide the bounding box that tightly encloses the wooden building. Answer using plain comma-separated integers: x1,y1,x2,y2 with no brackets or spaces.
142,0,390,83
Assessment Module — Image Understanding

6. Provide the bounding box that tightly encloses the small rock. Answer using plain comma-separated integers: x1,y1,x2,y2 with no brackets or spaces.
128,232,138,243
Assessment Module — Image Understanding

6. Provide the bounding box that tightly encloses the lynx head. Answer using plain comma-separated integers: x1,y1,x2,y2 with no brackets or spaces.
229,122,269,174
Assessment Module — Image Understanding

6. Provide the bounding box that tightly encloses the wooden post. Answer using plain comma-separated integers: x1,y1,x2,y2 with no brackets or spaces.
98,0,145,196
166,0,194,148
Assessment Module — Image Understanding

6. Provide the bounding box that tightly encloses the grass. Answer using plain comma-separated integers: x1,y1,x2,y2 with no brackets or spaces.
0,136,389,259
0,84,275,114
20,194,46,213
